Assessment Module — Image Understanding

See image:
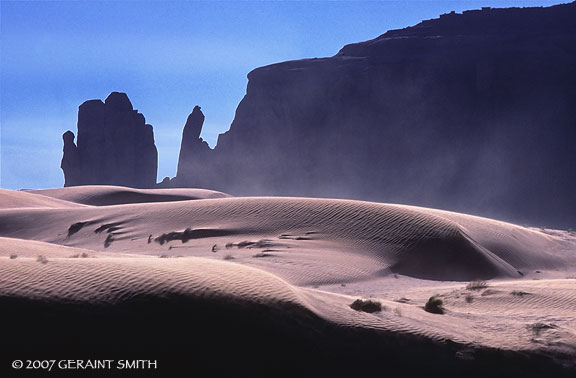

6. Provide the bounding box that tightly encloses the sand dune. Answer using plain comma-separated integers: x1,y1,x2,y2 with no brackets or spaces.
29,185,231,206
0,196,573,282
0,189,84,209
1,187,575,376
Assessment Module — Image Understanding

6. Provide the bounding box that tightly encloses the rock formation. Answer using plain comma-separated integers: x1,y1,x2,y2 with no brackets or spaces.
175,106,211,187
174,2,576,228
61,92,158,188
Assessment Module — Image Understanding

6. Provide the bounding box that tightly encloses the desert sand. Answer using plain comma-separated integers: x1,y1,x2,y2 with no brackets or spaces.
1,186,575,377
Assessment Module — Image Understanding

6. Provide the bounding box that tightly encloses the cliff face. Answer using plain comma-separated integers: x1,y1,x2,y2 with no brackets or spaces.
175,2,576,227
61,92,158,188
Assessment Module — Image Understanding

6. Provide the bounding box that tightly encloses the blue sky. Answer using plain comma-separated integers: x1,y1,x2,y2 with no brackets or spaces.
0,0,566,189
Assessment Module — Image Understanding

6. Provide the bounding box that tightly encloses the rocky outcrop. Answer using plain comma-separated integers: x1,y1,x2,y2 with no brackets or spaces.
175,106,211,187
61,92,158,188
61,131,81,187
175,2,576,227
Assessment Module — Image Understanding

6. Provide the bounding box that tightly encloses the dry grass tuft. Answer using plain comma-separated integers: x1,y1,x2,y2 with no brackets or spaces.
466,280,488,291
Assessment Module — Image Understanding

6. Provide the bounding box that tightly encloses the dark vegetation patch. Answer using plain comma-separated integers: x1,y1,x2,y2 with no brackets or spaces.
252,252,275,258
511,291,531,297
95,222,123,234
279,234,311,240
480,289,501,296
350,299,383,313
104,234,115,248
70,252,90,258
154,228,234,245
67,221,93,237
225,239,284,249
424,296,444,314
9,254,18,259
528,323,556,336
36,255,48,264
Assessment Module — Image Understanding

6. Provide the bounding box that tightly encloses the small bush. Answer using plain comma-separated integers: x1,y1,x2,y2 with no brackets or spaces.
465,294,474,303
350,299,383,313
9,254,18,259
466,280,488,291
424,296,444,314
36,255,48,264
71,252,90,258
223,254,235,260
511,290,531,296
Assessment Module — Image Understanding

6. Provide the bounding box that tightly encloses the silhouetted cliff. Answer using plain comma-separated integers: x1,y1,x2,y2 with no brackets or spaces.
61,92,158,188
176,106,211,187
175,2,576,227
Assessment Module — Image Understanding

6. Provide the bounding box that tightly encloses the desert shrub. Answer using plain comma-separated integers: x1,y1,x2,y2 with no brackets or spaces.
424,296,444,314
9,254,18,259
36,255,48,264
511,290,531,296
223,254,235,260
466,280,488,291
350,299,383,313
465,294,474,303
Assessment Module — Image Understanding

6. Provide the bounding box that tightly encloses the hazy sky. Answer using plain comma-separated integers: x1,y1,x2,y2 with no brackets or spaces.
0,0,566,189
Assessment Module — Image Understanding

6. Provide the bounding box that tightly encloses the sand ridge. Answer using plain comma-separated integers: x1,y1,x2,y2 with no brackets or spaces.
0,196,573,282
29,185,231,206
0,189,84,209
